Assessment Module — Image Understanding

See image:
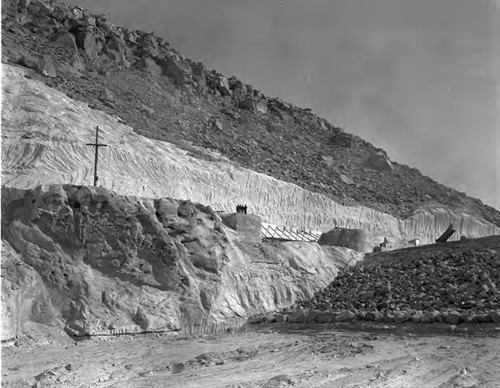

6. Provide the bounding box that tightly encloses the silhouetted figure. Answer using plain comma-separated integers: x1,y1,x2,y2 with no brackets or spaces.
236,204,248,214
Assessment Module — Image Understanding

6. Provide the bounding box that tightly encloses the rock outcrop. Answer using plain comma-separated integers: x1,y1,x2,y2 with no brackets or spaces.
1,184,363,341
2,64,499,248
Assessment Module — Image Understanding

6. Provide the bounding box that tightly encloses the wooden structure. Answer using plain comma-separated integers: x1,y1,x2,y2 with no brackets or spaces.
436,224,455,243
86,126,107,186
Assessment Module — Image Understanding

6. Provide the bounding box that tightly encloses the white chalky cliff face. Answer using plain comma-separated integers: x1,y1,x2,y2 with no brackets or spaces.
1,64,499,341
1,184,362,341
2,64,498,245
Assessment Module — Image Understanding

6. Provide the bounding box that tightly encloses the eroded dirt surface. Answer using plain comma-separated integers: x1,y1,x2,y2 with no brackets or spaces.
2,323,500,388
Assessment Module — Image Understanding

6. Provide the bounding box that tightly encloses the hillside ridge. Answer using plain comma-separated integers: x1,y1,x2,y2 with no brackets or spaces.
3,63,499,246
2,0,500,228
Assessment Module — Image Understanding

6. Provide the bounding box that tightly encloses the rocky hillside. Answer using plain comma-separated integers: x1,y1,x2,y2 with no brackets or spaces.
3,63,498,247
2,0,500,228
1,184,363,342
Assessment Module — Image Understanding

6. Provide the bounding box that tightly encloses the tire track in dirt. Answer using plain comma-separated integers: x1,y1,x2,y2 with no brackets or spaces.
2,326,499,387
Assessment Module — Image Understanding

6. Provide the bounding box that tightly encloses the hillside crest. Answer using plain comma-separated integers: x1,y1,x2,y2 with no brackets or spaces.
2,0,500,228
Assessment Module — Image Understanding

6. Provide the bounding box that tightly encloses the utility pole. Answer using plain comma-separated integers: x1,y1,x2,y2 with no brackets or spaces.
86,126,107,186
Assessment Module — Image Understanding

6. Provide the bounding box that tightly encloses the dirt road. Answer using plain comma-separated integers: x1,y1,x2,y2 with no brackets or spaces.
2,323,500,388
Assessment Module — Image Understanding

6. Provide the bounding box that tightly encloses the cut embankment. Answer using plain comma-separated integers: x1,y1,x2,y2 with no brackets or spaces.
1,184,362,342
2,64,499,247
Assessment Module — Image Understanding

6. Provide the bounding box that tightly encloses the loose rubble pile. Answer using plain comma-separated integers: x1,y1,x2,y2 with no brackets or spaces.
250,237,500,325
2,0,500,226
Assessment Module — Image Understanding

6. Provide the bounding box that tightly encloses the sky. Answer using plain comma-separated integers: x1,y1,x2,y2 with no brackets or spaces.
72,0,499,210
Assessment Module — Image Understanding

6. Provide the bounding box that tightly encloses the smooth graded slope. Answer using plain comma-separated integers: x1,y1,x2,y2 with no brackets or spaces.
2,64,499,247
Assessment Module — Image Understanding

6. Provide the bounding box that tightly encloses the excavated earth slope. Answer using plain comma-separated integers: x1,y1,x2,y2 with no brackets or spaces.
1,184,363,342
2,64,499,248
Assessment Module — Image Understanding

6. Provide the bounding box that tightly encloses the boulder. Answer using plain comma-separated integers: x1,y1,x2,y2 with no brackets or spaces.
239,95,255,111
228,77,246,92
140,33,160,57
315,311,337,323
363,149,394,172
27,0,52,17
70,56,86,73
274,313,288,323
421,311,440,323
444,311,462,325
18,54,57,78
76,28,101,57
287,310,306,323
335,310,357,322
330,132,353,148
159,57,192,85
55,31,78,55
99,88,115,102
363,311,383,322
106,36,126,53
489,310,500,323
256,98,268,114
318,228,372,253
304,310,319,323
213,74,231,96
17,0,32,12
135,57,162,77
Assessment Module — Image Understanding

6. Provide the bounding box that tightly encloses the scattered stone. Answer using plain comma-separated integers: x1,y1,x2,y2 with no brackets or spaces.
55,31,78,55
315,311,337,323
213,74,230,96
487,310,500,324
239,95,255,111
76,28,101,57
274,313,288,323
304,310,319,323
267,374,293,386
248,313,275,324
134,57,161,76
195,352,224,366
363,149,393,172
99,88,115,102
287,310,306,323
335,311,357,322
18,54,56,78
256,98,268,114
159,57,192,85
211,118,223,132
363,311,383,322
70,56,86,73
444,311,462,325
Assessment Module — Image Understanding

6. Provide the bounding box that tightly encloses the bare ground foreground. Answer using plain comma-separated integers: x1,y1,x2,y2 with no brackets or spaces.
2,322,499,388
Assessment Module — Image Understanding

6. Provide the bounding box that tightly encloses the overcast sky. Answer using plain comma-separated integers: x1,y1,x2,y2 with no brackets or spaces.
72,0,499,210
